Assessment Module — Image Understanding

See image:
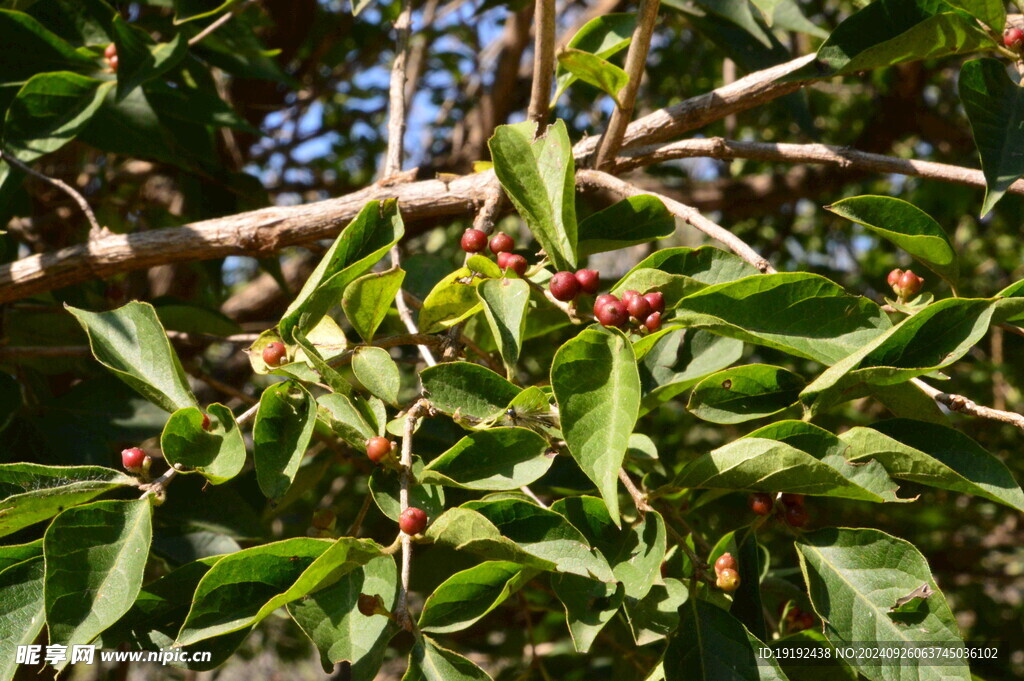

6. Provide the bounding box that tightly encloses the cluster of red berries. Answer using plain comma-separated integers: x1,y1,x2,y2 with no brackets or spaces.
887,268,924,301
749,492,809,527
714,552,740,592
782,603,816,632
104,43,118,72
548,269,600,301
1005,27,1024,50
593,289,664,333
262,341,287,367
461,228,528,276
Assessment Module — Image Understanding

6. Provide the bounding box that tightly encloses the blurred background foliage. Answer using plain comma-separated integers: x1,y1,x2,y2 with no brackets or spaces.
1,0,1022,679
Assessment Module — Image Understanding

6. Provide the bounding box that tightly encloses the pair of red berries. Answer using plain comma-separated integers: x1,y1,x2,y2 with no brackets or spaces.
594,290,664,332
887,268,924,301
104,43,118,72
714,552,740,592
461,229,528,276
749,492,808,527
1005,27,1024,49
549,269,600,301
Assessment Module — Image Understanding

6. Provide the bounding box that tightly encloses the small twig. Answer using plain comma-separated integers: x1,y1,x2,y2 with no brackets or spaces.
390,250,438,367
0,149,103,237
347,493,374,538
591,0,661,169
619,468,653,513
184,363,256,405
519,485,549,508
396,399,431,630
577,169,775,273
912,378,1024,431
237,401,260,427
138,464,182,500
527,0,556,131
165,330,260,345
188,0,255,47
382,0,414,178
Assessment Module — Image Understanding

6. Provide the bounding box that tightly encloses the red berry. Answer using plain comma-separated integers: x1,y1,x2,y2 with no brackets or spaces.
595,299,628,328
716,568,740,592
366,437,393,463
714,552,737,574
575,269,600,294
749,492,774,516
644,291,665,314
489,233,514,254
799,611,815,630
399,507,428,535
496,251,514,270
505,254,528,277
785,504,809,528
626,295,651,320
262,341,287,366
550,271,581,301
594,293,617,308
461,228,487,253
121,447,146,470
357,593,380,617
201,413,211,431
781,493,804,507
643,311,662,333
1005,27,1024,48
886,268,903,288
104,43,117,59
621,290,641,305
896,270,924,298
108,55,118,72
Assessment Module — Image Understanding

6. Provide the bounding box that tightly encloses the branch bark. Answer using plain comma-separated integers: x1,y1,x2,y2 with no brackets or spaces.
527,0,556,130
383,0,414,178
912,378,1024,431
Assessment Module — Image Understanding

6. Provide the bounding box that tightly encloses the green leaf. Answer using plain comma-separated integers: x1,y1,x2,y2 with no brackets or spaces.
110,15,188,100
552,326,641,525
318,393,379,449
67,301,197,413
173,0,237,24
553,13,636,103
421,427,552,491
621,246,759,289
0,539,42,573
687,364,804,424
403,635,492,681
352,347,401,406
640,329,744,415
253,382,317,499
664,599,787,681
420,362,522,421
552,573,625,652
293,323,352,394
674,273,892,364
959,58,1024,216
417,266,484,334
811,0,994,77
45,499,153,670
160,404,246,484
0,464,134,538
370,457,446,522
801,298,1005,413
841,419,1024,511
488,120,578,270
0,10,96,85
796,528,970,681
674,437,897,502
827,196,958,282
425,507,558,572
556,48,629,105
176,537,382,646
577,195,675,256
287,555,398,678
419,561,536,634
279,200,403,342
342,267,405,341
623,578,688,646
694,0,774,47
0,557,45,681
947,0,1004,31
476,277,530,370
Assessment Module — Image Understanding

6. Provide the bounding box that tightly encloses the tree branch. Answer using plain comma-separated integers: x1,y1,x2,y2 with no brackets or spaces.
383,0,414,178
527,0,556,130
1,149,103,237
592,0,660,169
912,378,1024,431
396,399,430,630
576,169,776,273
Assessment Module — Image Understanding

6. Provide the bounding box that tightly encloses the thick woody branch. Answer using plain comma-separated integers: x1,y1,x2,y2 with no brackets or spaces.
592,0,661,169
383,0,414,178
615,137,1024,196
912,378,1024,431
527,0,556,129
576,169,776,273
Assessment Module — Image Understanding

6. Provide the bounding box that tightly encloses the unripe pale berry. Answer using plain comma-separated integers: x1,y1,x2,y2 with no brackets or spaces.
489,232,514,254
595,299,628,328
399,507,428,535
714,552,737,575
896,270,924,299
201,413,211,431
749,492,774,516
505,254,528,276
1005,27,1024,48
461,228,487,253
366,437,393,463
627,295,651,320
121,447,147,470
785,503,809,528
575,269,600,294
717,567,740,592
644,291,665,315
262,342,287,366
550,271,581,301
643,311,662,333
